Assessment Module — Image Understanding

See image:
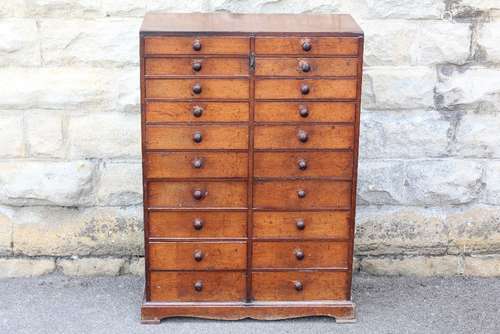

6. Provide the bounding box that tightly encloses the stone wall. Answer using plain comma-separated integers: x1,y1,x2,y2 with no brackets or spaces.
0,0,499,277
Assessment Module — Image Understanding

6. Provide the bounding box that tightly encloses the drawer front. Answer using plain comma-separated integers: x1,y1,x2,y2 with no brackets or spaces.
255,102,355,123
253,211,351,239
144,36,250,55
252,241,349,269
253,180,351,209
146,79,249,99
254,125,353,150
255,57,358,77
146,102,249,123
150,271,246,302
254,151,353,178
146,152,248,178
148,181,247,208
149,242,246,270
145,57,249,76
255,79,357,99
149,211,247,239
252,272,349,301
255,37,359,56
146,125,248,150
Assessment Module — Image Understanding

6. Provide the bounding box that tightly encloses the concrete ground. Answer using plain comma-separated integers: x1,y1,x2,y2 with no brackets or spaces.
0,274,499,334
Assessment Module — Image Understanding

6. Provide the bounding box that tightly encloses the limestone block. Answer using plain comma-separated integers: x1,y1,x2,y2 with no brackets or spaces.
0,111,24,158
356,207,448,256
405,159,483,205
96,161,142,206
0,258,55,278
360,110,450,159
361,256,461,276
0,160,95,206
67,112,140,159
12,206,143,257
25,110,64,157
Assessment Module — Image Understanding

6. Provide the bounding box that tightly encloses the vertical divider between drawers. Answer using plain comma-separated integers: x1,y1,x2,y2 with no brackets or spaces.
246,35,256,302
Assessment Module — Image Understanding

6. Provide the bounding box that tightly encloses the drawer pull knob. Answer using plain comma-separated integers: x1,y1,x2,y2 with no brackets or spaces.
192,106,203,117
192,39,202,51
193,249,204,261
298,106,309,118
193,131,203,143
194,280,203,291
192,83,202,94
192,61,202,72
300,84,310,95
193,218,204,230
300,62,311,72
192,189,206,200
294,281,304,291
297,130,309,143
192,158,204,169
296,219,306,230
294,249,305,260
297,189,306,198
297,159,307,170
302,40,312,52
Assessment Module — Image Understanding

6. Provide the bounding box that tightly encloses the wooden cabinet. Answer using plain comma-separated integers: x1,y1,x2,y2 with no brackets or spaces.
140,12,363,323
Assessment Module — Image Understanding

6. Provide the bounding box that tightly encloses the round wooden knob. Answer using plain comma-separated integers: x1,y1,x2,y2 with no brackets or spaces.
297,159,307,170
300,84,310,95
192,189,205,200
192,83,202,94
301,62,311,72
297,189,306,198
297,130,308,143
296,219,305,230
192,158,204,169
194,280,203,291
294,281,304,291
193,249,204,261
302,41,312,51
192,106,203,117
298,106,309,118
192,61,202,72
193,131,203,143
193,218,204,230
294,249,305,260
192,39,202,51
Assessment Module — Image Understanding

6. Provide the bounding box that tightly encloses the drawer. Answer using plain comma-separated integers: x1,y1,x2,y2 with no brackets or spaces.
149,211,247,239
145,57,249,76
254,151,353,178
148,181,247,208
255,102,355,123
150,271,246,302
149,242,246,270
144,36,250,55
253,180,351,209
255,37,359,56
254,125,353,150
255,79,357,99
145,102,249,123
255,57,358,77
252,271,349,301
253,211,351,239
146,125,248,150
145,79,249,99
252,241,349,269
145,152,248,178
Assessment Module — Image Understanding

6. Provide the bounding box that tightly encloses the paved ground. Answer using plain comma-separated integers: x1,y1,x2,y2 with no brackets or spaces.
0,274,499,334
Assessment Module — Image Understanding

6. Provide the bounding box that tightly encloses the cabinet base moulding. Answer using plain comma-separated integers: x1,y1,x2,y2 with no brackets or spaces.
141,300,356,323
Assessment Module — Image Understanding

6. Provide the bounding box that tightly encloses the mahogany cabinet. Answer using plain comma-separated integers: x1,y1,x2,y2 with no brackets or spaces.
140,12,364,323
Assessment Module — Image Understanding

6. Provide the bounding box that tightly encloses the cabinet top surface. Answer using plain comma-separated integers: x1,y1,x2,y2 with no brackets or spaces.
140,12,363,35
